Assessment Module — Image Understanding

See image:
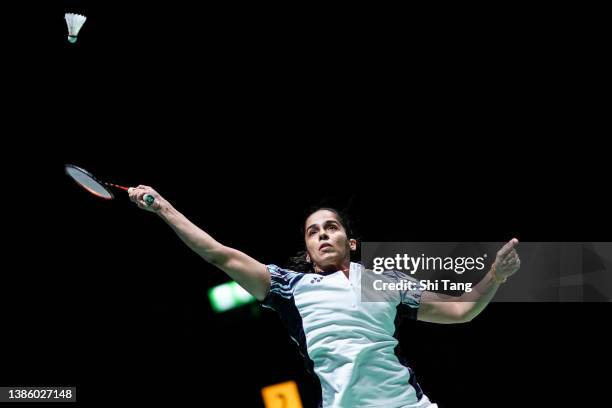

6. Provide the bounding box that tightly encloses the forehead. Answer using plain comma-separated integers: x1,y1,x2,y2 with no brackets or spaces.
305,210,341,228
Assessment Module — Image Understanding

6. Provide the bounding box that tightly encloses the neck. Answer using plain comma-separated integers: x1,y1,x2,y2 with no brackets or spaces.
314,259,351,274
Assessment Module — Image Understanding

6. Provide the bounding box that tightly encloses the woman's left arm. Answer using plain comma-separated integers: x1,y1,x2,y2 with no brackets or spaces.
417,238,521,324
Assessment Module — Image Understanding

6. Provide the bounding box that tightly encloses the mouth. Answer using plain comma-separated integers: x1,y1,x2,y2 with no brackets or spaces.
319,243,333,251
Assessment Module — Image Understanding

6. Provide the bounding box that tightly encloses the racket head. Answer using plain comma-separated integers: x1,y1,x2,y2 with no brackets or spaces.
65,164,114,200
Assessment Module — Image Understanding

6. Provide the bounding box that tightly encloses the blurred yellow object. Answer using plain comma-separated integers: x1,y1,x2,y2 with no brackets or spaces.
261,381,303,408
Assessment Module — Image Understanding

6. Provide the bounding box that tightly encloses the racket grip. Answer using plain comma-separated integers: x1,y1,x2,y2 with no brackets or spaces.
128,188,155,207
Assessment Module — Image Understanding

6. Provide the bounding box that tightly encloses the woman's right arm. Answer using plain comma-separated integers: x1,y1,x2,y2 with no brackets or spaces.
129,185,271,301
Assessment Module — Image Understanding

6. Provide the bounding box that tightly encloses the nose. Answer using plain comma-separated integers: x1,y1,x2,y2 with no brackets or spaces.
319,231,329,241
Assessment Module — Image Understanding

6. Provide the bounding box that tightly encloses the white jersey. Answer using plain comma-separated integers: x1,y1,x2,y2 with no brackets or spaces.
261,262,437,408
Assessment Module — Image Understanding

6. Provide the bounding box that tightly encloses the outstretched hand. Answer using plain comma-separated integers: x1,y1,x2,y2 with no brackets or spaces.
493,238,521,281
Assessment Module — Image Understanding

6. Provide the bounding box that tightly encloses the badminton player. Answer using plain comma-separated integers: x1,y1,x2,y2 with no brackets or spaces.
128,186,521,408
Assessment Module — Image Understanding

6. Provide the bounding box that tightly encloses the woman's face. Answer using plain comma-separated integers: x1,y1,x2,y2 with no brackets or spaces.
304,209,356,272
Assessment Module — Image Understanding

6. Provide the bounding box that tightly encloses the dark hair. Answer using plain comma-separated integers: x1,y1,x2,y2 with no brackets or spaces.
288,206,357,273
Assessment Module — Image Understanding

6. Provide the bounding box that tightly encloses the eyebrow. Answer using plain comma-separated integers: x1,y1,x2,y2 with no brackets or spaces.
306,219,340,232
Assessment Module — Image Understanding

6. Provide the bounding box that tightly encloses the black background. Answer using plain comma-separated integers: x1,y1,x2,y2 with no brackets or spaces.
2,1,609,407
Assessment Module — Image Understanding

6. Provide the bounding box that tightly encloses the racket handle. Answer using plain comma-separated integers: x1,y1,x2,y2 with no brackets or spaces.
144,194,155,206
127,188,155,207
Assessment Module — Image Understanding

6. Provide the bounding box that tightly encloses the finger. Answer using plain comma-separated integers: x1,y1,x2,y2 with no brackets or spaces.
136,188,150,202
508,257,520,268
506,249,518,261
498,238,519,258
137,185,154,195
129,187,140,202
137,199,150,210
134,190,149,204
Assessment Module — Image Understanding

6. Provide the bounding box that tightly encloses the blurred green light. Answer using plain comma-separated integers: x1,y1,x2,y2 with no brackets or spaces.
208,281,256,313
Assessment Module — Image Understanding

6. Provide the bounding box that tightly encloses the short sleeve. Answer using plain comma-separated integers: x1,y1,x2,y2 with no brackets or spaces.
392,270,423,321
398,272,422,309
260,264,304,312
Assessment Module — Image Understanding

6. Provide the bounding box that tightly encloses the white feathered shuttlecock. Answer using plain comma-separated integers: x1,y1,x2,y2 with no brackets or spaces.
65,13,87,43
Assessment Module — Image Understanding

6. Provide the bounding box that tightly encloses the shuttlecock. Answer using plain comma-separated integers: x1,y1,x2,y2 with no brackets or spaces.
65,13,87,43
